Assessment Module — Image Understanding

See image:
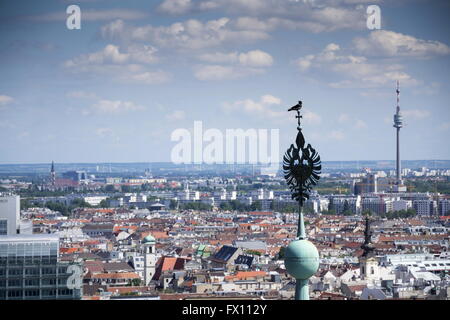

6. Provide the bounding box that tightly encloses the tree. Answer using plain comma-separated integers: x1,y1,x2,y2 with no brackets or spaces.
328,201,335,213
220,202,232,211
169,200,178,210
250,200,262,211
342,200,353,215
44,201,69,216
20,199,32,210
71,198,91,208
128,278,142,287
278,247,286,259
98,200,108,208
246,250,262,256
121,185,131,193
104,184,116,192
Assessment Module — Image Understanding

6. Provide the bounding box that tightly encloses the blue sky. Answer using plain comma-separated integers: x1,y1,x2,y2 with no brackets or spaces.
0,0,449,164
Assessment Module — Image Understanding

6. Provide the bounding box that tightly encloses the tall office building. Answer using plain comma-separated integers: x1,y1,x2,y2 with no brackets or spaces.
354,173,378,195
0,194,20,236
0,235,83,300
0,193,83,300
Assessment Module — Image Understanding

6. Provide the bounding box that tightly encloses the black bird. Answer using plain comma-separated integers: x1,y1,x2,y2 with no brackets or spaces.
288,101,302,112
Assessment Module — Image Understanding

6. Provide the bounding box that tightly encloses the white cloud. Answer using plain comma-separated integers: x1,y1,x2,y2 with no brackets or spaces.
158,0,193,15
338,113,350,123
66,91,98,100
64,44,159,68
303,111,322,125
102,18,270,50
17,131,29,140
155,0,369,32
166,110,186,121
353,30,450,57
96,128,114,138
328,130,345,141
222,95,285,118
0,95,14,106
64,44,170,85
195,49,273,80
92,100,144,114
198,49,273,67
354,119,368,129
402,109,430,120
194,64,264,81
296,43,420,88
238,50,273,67
337,114,367,129
439,122,450,131
28,9,148,22
101,19,126,40
261,95,281,105
198,52,239,64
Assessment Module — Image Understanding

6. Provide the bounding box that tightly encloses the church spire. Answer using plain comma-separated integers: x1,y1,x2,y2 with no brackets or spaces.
361,216,375,258
50,161,56,186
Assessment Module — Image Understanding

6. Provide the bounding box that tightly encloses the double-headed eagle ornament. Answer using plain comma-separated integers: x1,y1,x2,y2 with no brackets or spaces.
283,101,321,206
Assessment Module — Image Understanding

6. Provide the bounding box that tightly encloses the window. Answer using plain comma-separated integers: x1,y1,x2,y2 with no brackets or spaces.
42,267,56,275
58,289,73,296
42,278,56,286
58,267,67,274
25,290,39,297
8,290,23,298
8,279,21,287
42,289,56,297
0,220,7,235
25,279,39,286
8,268,22,276
25,268,39,275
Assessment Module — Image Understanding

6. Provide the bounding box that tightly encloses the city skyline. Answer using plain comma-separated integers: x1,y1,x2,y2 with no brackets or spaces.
0,0,449,163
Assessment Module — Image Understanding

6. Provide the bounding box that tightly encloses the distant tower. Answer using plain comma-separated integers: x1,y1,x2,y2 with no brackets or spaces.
142,235,157,285
50,161,56,186
393,81,406,192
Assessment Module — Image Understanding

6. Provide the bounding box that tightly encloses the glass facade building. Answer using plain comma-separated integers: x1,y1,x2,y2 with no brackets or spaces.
0,235,83,300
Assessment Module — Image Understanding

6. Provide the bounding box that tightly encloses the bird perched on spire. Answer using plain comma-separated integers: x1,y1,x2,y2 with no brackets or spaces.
288,101,302,112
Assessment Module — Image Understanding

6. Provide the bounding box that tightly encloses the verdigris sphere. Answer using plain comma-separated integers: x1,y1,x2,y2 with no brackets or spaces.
284,239,319,280
142,235,156,244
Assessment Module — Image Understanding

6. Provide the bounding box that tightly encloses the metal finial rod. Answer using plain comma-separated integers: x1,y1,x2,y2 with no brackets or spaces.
396,81,400,112
296,110,302,129
297,202,306,239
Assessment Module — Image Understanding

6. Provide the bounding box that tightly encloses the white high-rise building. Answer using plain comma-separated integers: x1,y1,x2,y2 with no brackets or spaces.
0,194,20,235
391,199,412,212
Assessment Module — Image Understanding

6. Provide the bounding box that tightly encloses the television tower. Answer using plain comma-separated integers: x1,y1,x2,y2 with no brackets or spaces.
393,81,406,192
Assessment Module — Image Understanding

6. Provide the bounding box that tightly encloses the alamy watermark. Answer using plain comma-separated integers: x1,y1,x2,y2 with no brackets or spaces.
170,121,280,165
367,5,381,30
66,5,81,30
66,264,82,289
